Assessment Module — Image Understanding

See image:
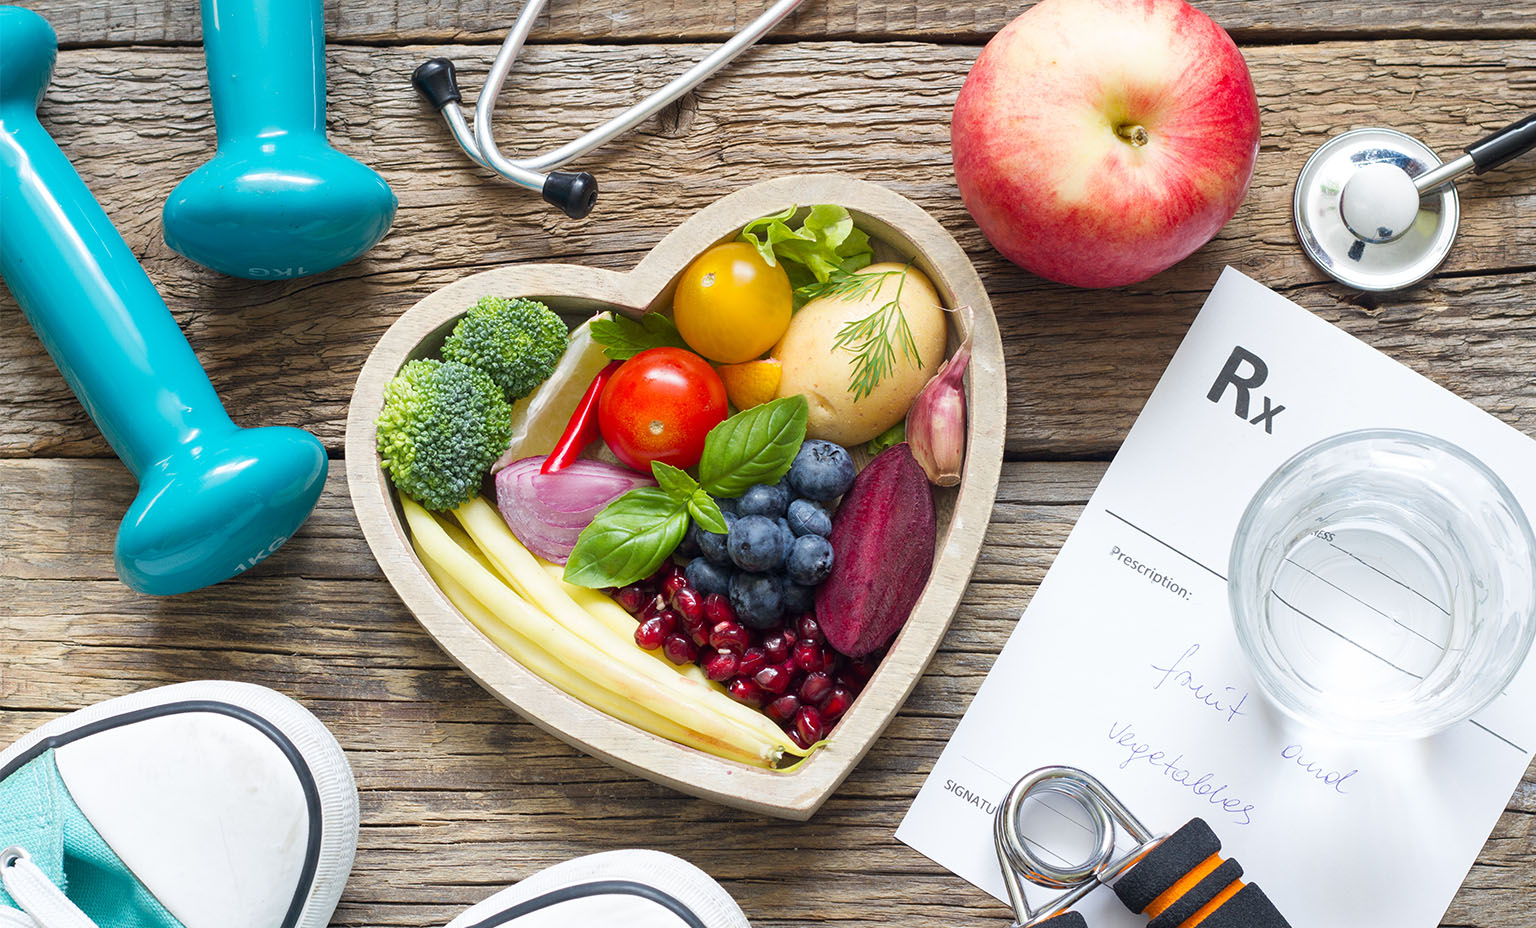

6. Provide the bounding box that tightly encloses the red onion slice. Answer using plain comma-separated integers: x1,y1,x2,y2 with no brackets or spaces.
494,457,656,563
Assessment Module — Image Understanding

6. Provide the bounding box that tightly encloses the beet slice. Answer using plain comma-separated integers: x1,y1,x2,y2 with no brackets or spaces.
816,443,937,657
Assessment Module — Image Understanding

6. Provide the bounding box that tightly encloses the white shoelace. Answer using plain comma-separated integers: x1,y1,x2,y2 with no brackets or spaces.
0,848,99,928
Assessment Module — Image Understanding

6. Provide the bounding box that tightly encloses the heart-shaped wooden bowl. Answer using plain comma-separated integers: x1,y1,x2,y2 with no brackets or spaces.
346,175,1004,819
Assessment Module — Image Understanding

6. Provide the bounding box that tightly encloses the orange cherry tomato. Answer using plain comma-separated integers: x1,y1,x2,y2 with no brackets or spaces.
598,347,727,472
672,242,793,364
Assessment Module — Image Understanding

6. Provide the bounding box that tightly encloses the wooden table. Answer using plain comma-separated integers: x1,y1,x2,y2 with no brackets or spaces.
2,2,1532,925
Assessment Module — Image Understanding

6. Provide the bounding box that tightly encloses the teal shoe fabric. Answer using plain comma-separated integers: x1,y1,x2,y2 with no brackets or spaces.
0,750,185,928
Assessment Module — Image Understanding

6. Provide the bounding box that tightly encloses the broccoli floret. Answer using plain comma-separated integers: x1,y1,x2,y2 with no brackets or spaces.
441,296,569,401
376,359,512,511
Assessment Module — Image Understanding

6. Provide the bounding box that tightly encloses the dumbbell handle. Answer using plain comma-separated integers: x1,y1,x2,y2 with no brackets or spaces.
1,21,233,475
202,0,327,141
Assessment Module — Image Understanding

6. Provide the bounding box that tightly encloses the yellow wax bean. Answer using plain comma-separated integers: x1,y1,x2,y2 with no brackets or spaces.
453,497,808,756
403,497,786,763
416,541,763,767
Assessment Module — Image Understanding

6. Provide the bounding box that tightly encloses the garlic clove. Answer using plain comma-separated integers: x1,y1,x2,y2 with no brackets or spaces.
907,339,970,487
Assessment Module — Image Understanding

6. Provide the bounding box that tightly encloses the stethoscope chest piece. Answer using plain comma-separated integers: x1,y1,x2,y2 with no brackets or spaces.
1294,127,1459,292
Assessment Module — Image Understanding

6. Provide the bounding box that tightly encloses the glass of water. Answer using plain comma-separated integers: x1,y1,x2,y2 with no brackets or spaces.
1229,429,1536,739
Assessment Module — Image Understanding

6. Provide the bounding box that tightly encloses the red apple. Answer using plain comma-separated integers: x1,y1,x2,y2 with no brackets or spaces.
951,0,1261,288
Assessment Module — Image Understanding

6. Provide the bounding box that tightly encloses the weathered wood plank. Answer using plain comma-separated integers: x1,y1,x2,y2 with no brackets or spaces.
23,0,1536,46
2,40,1534,460
1,458,1531,926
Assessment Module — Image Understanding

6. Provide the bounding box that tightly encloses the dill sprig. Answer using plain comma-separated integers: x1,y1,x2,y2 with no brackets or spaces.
794,268,901,305
830,266,923,401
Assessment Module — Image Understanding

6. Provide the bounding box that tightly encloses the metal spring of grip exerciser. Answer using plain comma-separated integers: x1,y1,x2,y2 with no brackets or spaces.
994,767,1292,928
995,767,1164,927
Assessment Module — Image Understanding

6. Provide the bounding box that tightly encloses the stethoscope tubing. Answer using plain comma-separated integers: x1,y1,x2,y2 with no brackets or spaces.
419,0,807,215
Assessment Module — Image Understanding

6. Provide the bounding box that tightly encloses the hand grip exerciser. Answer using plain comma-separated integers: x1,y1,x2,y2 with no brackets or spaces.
0,6,329,595
162,0,396,279
994,767,1290,928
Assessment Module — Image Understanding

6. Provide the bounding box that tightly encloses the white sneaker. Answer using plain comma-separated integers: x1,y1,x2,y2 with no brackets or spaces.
445,849,751,928
0,681,358,928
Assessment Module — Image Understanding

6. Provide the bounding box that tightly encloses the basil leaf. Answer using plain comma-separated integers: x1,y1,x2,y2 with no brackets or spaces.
688,491,728,534
651,461,699,500
590,312,689,360
698,395,809,497
563,488,689,588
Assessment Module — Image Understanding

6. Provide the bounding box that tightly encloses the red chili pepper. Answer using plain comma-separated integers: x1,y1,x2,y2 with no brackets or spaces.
541,360,623,474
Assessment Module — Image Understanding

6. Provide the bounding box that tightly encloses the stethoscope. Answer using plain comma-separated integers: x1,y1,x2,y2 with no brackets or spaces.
1294,112,1536,292
411,0,807,219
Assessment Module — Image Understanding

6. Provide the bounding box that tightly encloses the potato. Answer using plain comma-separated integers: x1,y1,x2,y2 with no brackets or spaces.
773,263,947,446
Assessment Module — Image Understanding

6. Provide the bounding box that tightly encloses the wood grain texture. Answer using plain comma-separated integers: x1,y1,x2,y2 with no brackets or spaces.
2,40,1534,459
1,459,1531,926
20,0,1536,46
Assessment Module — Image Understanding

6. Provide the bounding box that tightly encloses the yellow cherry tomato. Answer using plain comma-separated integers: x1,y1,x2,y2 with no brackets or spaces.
672,242,793,364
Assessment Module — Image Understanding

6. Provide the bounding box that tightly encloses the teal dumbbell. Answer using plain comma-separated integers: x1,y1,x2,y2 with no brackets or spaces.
162,0,396,279
0,6,329,594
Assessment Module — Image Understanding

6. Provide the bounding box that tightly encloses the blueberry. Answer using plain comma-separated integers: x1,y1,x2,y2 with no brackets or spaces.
685,557,733,598
786,440,857,501
786,498,832,537
782,579,817,615
786,534,834,585
715,496,740,515
776,516,796,551
728,514,787,573
698,511,736,565
738,483,790,518
677,520,701,557
729,571,784,629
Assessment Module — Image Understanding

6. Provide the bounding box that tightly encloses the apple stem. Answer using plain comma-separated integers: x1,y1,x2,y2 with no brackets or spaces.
1116,124,1150,147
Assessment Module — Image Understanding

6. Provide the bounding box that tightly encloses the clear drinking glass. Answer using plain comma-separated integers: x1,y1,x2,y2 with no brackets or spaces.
1229,429,1536,739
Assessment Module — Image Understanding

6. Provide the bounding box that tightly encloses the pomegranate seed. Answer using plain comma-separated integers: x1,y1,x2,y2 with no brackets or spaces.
727,677,767,707
793,640,827,674
738,646,768,679
637,595,665,622
614,585,647,613
833,668,864,694
634,617,668,651
704,650,740,682
795,705,825,744
755,663,793,695
766,694,801,723
702,593,737,626
662,634,699,665
670,586,703,623
782,626,799,647
762,632,790,663
799,671,833,705
661,573,688,601
787,728,812,750
709,621,751,653
848,655,878,682
822,686,854,721
796,614,822,643
652,609,680,636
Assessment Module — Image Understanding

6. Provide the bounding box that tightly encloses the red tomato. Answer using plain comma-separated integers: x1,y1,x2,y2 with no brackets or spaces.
598,347,727,472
